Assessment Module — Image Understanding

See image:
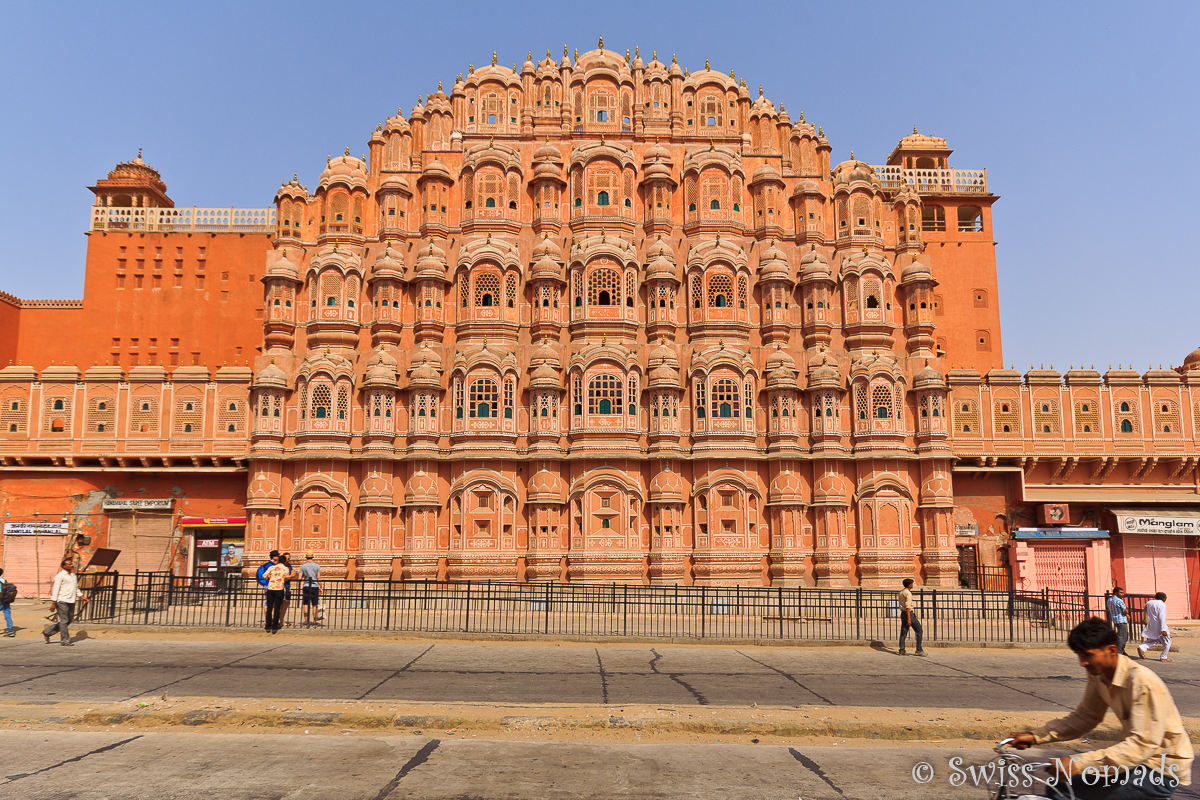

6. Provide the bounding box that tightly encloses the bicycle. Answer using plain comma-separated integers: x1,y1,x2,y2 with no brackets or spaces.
978,738,1075,800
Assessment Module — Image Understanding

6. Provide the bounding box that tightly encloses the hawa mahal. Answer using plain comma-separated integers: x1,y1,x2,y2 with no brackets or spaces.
2,44,1198,615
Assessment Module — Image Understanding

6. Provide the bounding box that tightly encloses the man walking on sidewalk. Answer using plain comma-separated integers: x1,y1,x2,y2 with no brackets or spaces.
1138,592,1173,662
43,559,79,646
898,578,927,656
1107,586,1130,655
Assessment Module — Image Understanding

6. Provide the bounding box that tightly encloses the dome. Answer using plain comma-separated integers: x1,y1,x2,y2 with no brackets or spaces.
534,139,562,162
378,173,410,193
364,347,398,385
813,472,846,504
531,338,559,365
799,246,830,278
527,468,565,504
404,469,439,506
253,360,288,388
383,114,410,135
319,151,368,189
413,237,448,279
808,355,841,387
1184,346,1200,371
644,138,672,164
751,163,783,184
913,361,944,390
370,243,405,280
532,235,563,261
758,240,790,281
649,363,680,389
765,344,797,373
901,257,933,283
649,467,685,503
422,158,451,181
769,470,804,504
530,361,561,387
266,250,300,280
792,178,823,197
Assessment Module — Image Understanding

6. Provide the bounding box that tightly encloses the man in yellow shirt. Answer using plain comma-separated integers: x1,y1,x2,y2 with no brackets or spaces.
897,578,927,656
1009,616,1192,799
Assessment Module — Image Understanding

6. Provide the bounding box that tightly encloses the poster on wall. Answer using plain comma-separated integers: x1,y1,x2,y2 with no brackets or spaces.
221,542,243,568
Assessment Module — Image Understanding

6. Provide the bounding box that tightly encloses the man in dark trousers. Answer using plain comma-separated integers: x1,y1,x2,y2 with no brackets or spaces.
261,552,289,633
898,578,927,656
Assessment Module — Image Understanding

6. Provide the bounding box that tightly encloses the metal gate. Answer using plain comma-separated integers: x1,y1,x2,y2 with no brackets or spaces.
1033,543,1088,594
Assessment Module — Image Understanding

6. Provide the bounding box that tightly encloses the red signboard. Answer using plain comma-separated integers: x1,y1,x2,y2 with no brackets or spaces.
195,538,221,548
180,517,246,527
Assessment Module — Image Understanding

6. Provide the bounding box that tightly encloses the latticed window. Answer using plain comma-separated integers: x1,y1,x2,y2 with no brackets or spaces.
700,94,722,127
1073,399,1099,435
87,396,115,434
863,279,882,310
469,378,498,418
625,271,635,307
954,399,980,435
745,380,754,418
994,399,1019,434
385,393,395,418
622,172,633,208
175,396,203,435
454,379,464,419
505,274,517,308
707,274,732,308
572,171,583,207
587,374,622,415
460,276,468,307
691,274,702,308
2,396,27,434
871,385,893,419
732,177,742,212
310,385,332,419
588,268,620,306
737,276,747,310
855,386,868,421
322,274,341,307
1153,400,1180,434
503,379,514,419
474,272,500,307
702,176,727,212
845,279,858,308
894,385,904,421
573,374,583,416
477,172,501,208
299,383,308,420
218,398,244,434
508,173,520,210
345,277,358,309
711,378,739,418
336,387,348,421
685,178,698,212
627,375,638,416
852,197,871,229
590,168,616,207
1033,397,1060,434
836,199,848,230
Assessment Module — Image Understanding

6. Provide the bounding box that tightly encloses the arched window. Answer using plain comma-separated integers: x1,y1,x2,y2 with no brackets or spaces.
1120,402,1130,412
469,379,498,418
474,272,500,307
1120,419,1133,433
712,379,740,419
707,274,732,308
54,399,64,411
587,374,622,415
485,197,496,208
710,199,720,210
597,191,609,206
587,267,620,307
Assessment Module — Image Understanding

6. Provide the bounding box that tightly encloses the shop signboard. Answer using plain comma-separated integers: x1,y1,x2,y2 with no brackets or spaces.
1115,514,1200,535
102,499,174,511
3,521,70,536
195,538,221,549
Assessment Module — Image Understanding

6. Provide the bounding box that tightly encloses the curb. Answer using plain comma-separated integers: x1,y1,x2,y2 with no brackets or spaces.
70,623,1107,651
13,708,1195,743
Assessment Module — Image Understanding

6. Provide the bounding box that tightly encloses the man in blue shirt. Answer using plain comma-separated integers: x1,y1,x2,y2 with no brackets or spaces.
1107,586,1130,655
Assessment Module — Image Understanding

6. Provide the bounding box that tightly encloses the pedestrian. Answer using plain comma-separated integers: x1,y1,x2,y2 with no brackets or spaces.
1107,586,1130,655
278,552,295,627
298,551,321,627
898,578,927,657
43,559,79,646
257,550,280,628
1138,592,1173,662
0,568,15,637
1007,617,1192,799
262,553,288,633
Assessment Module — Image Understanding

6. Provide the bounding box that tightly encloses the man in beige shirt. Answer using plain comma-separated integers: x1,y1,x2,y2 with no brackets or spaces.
897,578,926,656
1009,616,1192,799
43,559,80,646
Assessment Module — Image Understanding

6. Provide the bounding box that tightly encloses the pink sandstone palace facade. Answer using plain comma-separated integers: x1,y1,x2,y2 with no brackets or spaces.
2,45,1199,615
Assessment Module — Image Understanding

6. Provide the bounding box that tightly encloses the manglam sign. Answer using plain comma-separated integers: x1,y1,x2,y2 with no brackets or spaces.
1117,514,1200,535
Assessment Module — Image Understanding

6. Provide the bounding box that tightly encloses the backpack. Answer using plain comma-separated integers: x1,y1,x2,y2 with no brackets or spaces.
0,581,15,606
256,561,272,588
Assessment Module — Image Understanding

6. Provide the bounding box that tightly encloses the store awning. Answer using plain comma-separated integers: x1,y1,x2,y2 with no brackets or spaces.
1109,508,1200,536
1013,527,1109,539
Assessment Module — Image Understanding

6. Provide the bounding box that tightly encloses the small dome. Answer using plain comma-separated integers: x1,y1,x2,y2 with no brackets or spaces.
758,240,790,281
422,158,451,181
769,470,803,504
266,250,300,280
649,468,685,502
370,243,405,280
378,173,410,193
414,237,448,279
530,361,561,387
1184,346,1200,371
364,347,398,385
253,361,288,388
799,246,831,278
901,257,933,282
534,140,562,162
528,468,565,503
319,152,368,188
384,115,410,134
643,138,672,164
649,363,680,389
913,361,944,390
404,469,439,505
792,178,823,197
532,235,562,261
765,344,797,373
752,163,783,184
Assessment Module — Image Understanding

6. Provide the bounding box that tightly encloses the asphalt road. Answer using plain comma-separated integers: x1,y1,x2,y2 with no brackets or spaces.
0,639,1197,712
12,730,1199,800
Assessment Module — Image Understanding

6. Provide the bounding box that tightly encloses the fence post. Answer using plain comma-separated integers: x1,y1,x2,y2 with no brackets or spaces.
932,589,938,641
224,580,234,627
108,572,119,619
700,587,706,639
777,585,784,640
385,580,393,631
544,582,552,634
1008,587,1016,643
623,584,628,636
855,586,862,641
464,581,472,633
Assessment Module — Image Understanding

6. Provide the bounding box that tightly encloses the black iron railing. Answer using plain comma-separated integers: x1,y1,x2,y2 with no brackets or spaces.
72,572,1142,645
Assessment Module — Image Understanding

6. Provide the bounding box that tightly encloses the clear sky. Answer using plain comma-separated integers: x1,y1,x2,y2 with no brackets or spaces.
0,1,1196,371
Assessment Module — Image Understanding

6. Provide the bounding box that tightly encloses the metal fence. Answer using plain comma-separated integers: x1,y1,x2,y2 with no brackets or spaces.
73,572,1146,645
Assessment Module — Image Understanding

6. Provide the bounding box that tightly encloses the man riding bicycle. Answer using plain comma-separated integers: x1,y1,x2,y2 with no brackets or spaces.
1007,617,1192,799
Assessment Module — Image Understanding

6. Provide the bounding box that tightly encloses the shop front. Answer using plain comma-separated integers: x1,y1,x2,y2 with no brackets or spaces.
1108,509,1199,619
1007,528,1111,596
183,517,246,589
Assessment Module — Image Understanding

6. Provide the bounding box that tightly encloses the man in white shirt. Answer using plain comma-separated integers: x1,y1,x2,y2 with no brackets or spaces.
1138,592,1173,662
43,559,80,646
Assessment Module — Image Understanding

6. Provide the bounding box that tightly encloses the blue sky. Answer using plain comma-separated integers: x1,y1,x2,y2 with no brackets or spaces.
0,1,1196,370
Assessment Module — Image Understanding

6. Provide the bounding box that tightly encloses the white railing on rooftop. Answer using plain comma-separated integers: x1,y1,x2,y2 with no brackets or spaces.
872,166,988,195
91,206,276,233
